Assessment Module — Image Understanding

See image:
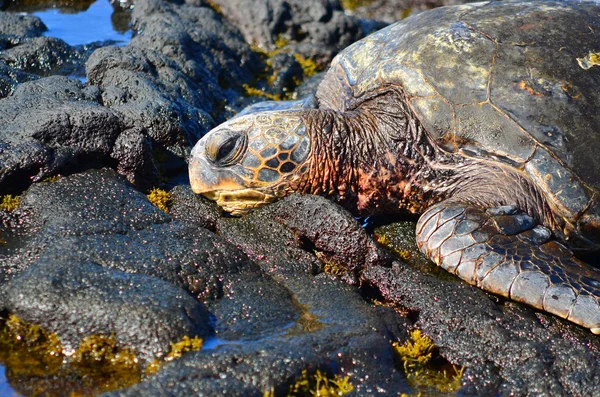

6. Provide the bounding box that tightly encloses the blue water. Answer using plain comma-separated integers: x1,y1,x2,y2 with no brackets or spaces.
202,336,241,350
0,365,19,397
32,0,132,46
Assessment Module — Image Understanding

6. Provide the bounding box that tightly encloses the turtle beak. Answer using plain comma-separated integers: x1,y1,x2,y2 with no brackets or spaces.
188,139,250,198
189,154,213,195
189,139,223,196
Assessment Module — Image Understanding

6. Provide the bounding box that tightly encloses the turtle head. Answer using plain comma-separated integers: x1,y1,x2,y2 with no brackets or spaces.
189,111,311,215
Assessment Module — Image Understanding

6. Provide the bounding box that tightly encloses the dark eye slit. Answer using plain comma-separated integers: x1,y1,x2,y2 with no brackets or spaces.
217,137,239,162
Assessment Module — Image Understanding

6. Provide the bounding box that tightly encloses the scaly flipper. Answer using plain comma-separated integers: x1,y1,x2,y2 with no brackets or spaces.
416,202,600,334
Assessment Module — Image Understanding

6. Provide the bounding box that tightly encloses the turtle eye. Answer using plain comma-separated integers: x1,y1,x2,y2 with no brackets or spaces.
205,130,247,166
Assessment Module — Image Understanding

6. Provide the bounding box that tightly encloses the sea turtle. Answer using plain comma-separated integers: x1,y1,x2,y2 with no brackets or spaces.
189,0,600,333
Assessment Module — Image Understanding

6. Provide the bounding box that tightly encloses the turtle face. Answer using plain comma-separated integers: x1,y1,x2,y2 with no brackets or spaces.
189,111,311,215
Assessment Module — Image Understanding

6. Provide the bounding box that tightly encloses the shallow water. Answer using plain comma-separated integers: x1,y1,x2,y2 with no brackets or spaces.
4,0,132,46
0,366,19,397
33,0,131,45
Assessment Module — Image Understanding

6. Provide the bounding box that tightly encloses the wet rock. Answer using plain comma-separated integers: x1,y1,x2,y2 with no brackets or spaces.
110,0,134,10
0,36,80,75
0,168,170,278
233,193,393,283
0,169,303,361
0,76,123,193
109,0,133,33
86,46,216,155
110,126,160,190
169,185,220,231
131,0,263,94
87,0,266,152
362,250,600,396
0,12,105,78
0,259,212,362
2,0,96,14
267,51,305,98
151,192,411,396
108,303,410,396
86,0,264,164
0,169,212,361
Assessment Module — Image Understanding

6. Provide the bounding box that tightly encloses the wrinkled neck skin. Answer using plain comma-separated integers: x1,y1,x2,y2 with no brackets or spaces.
295,87,558,229
295,87,453,216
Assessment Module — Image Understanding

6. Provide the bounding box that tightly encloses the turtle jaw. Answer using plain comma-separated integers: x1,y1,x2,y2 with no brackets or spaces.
202,189,277,216
189,156,277,215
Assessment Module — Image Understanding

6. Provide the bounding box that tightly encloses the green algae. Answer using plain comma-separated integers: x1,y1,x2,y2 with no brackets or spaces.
205,0,222,14
41,175,61,183
0,314,142,396
0,314,63,378
165,335,204,362
0,195,20,212
393,329,464,395
244,34,322,101
146,335,204,374
147,188,171,212
243,84,283,100
340,0,375,11
374,221,458,282
264,369,354,397
577,51,600,70
314,251,348,278
1,314,208,395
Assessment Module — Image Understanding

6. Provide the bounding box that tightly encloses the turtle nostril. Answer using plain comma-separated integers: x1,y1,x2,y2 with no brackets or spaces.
206,130,247,166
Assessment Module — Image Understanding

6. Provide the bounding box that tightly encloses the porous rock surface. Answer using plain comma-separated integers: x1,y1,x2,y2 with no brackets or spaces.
1,0,600,396
210,0,367,66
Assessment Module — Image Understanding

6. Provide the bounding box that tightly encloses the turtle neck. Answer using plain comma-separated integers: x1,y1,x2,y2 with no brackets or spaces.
296,87,455,216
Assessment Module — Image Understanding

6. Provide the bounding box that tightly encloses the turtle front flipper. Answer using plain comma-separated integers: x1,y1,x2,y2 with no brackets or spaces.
416,202,600,334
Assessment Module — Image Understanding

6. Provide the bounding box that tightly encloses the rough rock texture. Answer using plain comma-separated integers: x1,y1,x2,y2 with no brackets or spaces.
0,12,105,77
0,12,46,42
343,0,476,23
107,290,410,397
0,36,79,74
212,0,368,66
1,259,212,362
0,60,38,98
216,193,392,284
104,190,411,396
362,248,600,396
0,77,124,192
0,13,46,96
0,171,413,396
0,170,213,360
0,0,266,192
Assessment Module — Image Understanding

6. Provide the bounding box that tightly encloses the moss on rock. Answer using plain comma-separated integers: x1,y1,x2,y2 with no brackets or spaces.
393,329,464,394
265,369,354,397
147,188,171,212
0,195,20,212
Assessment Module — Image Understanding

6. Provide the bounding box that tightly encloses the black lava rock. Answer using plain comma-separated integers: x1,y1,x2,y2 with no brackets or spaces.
211,0,365,66
0,76,123,193
0,259,212,362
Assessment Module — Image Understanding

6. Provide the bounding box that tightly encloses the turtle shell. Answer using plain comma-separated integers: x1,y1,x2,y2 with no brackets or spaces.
316,0,600,244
